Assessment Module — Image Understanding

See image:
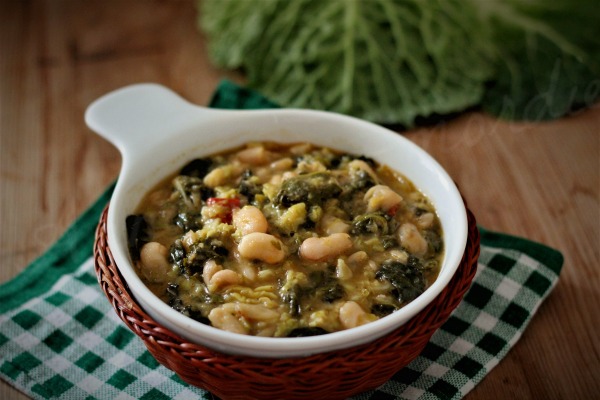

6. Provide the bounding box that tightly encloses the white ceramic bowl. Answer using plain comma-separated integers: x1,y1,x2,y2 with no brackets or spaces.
85,83,467,358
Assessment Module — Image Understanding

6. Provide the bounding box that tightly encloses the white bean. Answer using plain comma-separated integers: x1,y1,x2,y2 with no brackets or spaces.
347,251,368,266
208,306,247,334
208,270,241,292
339,301,372,329
299,233,353,261
236,146,270,165
320,214,350,235
139,242,170,282
367,260,379,272
416,212,435,229
281,171,297,181
268,174,283,185
256,325,277,337
290,143,312,155
232,206,268,236
238,232,285,264
235,303,279,321
202,259,222,286
239,261,258,282
203,165,241,188
398,223,428,256
269,157,294,171
364,184,403,213
208,303,279,335
389,249,409,264
182,230,198,251
348,159,377,181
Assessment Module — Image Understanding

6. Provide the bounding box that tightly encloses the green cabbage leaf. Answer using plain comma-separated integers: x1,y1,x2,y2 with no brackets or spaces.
476,0,600,121
199,0,599,126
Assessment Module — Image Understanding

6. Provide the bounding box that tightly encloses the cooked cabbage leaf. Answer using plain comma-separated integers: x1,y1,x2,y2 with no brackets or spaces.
199,0,599,126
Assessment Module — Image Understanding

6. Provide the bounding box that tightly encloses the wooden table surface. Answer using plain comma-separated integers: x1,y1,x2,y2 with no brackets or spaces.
1,1,598,399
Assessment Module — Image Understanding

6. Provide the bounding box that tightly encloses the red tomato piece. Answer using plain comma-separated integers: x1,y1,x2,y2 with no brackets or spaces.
206,197,241,223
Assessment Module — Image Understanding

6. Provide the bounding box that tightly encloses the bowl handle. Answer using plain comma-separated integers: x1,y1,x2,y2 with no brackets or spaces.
85,83,215,157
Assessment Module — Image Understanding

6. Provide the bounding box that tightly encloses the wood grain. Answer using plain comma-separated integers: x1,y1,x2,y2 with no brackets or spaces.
1,1,598,399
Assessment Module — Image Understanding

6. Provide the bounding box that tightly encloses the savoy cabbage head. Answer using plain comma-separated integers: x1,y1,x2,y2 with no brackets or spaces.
199,0,599,126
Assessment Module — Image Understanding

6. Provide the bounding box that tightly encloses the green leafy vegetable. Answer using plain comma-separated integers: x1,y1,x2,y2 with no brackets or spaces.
287,327,329,337
375,260,425,304
169,238,228,276
199,0,599,125
475,0,600,121
238,169,263,203
352,212,390,236
200,0,494,126
125,214,149,261
280,267,345,316
275,172,342,207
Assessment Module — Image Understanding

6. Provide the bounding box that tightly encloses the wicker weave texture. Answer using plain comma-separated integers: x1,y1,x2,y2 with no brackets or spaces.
94,205,480,400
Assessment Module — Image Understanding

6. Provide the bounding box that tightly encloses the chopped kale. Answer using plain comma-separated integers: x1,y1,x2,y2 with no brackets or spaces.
371,303,398,317
166,283,213,325
281,286,302,317
352,212,389,235
169,238,228,276
375,260,426,304
423,230,444,254
125,214,149,261
295,151,337,169
407,255,423,270
180,158,213,178
274,172,342,207
356,155,376,167
169,240,187,270
348,168,376,191
166,283,186,313
312,267,345,303
281,267,345,316
238,169,263,202
184,255,208,275
188,310,211,325
321,281,345,303
333,154,378,193
173,175,214,207
381,235,399,249
287,327,329,337
173,212,202,232
331,154,376,169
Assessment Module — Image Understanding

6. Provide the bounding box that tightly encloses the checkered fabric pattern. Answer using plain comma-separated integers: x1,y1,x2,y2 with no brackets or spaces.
209,80,281,110
0,82,563,399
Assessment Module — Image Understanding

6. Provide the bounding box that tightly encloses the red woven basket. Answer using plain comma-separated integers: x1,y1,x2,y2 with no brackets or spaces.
93,203,480,400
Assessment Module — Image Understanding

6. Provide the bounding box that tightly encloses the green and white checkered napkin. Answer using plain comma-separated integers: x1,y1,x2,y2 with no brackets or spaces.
0,81,563,400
